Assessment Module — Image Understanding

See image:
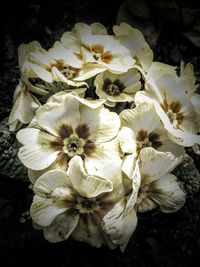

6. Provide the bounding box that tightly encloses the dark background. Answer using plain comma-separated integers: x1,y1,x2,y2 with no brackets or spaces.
0,1,200,266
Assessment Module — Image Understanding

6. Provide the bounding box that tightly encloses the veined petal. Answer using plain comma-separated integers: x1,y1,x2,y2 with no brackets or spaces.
67,156,113,198
149,174,186,213
72,214,105,248
36,93,80,136
30,195,67,227
43,212,79,242
80,105,120,143
18,143,59,170
102,198,137,251
33,169,71,196
84,138,121,176
119,127,137,154
139,148,181,185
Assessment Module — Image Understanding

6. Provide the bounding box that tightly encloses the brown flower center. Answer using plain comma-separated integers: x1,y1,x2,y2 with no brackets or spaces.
136,130,162,154
160,93,184,127
50,124,96,166
76,197,100,214
103,78,124,96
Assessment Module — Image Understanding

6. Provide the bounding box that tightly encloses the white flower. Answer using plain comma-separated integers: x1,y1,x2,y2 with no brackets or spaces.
22,42,87,87
94,69,141,107
113,23,153,72
8,80,41,131
17,92,121,183
60,23,135,76
119,103,185,178
135,62,200,147
102,161,140,251
136,148,186,213
30,156,124,248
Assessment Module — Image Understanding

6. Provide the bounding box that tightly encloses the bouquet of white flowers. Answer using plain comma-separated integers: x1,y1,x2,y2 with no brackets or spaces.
8,22,200,251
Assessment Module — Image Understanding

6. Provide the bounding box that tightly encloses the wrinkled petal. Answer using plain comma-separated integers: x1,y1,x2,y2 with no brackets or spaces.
43,212,79,242
67,156,113,198
33,169,71,196
139,148,181,185
36,93,80,136
30,195,68,227
149,174,186,213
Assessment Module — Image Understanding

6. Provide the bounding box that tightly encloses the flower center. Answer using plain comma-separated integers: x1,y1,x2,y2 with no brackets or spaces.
63,134,85,157
103,79,124,96
166,109,178,124
107,84,120,96
76,197,100,214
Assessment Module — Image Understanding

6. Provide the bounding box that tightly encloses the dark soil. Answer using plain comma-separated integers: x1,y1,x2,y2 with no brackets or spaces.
0,1,200,266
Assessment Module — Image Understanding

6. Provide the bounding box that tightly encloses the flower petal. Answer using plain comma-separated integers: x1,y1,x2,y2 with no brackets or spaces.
139,148,181,185
17,128,59,170
36,93,80,136
67,156,113,198
30,195,67,227
43,212,79,242
80,105,120,143
149,174,186,212
33,169,71,196
102,198,137,251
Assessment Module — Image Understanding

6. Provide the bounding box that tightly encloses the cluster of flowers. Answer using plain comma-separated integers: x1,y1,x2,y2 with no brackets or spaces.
8,23,200,251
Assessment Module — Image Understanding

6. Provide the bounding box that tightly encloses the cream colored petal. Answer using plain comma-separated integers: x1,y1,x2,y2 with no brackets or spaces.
90,23,107,35
17,128,59,170
72,214,104,248
122,154,137,179
107,93,134,103
119,127,137,154
8,90,40,126
51,67,87,87
36,93,80,136
85,138,122,176
18,144,59,170
102,198,138,251
43,212,79,242
137,197,157,213
22,61,53,82
113,23,153,71
149,174,186,213
139,148,181,185
123,81,141,94
28,159,67,184
154,101,200,147
134,90,153,106
74,95,105,109
30,195,68,227
67,156,113,198
17,128,56,145
9,120,23,132
79,105,120,143
74,64,106,81
33,169,70,196
159,139,185,157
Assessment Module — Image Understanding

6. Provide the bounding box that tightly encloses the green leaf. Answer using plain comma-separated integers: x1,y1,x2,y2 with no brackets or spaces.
0,118,28,182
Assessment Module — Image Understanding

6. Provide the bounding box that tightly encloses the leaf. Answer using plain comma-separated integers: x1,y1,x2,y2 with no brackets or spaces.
0,118,28,181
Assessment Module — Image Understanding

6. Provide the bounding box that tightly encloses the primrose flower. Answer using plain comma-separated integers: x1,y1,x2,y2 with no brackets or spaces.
17,92,121,183
113,23,153,72
60,23,135,76
94,69,141,107
22,42,87,88
8,42,47,131
30,156,124,248
135,62,200,147
102,161,140,251
119,103,185,178
8,80,41,131
135,148,186,213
